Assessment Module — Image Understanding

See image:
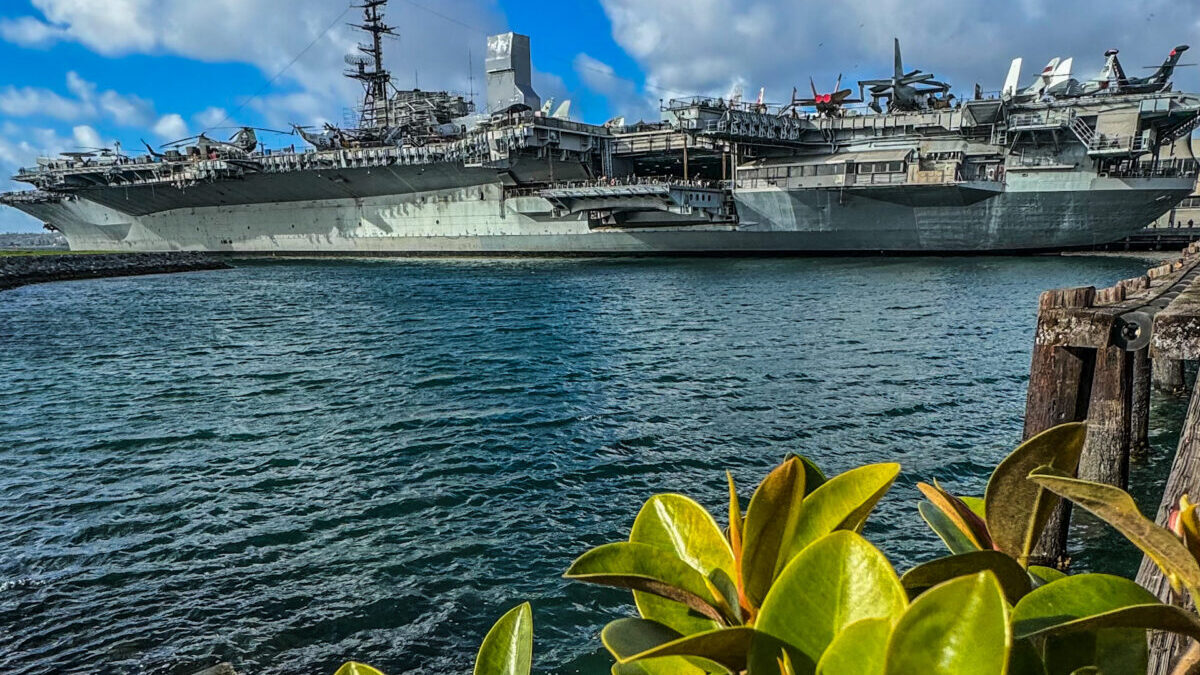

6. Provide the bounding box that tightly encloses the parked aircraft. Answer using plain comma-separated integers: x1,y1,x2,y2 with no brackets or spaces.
858,39,952,113
782,75,863,117
1003,44,1191,102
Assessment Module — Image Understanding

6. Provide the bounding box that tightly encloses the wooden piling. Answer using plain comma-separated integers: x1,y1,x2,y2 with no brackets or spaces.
1077,338,1133,488
1024,287,1096,567
1023,288,1097,436
1153,357,1187,395
1131,347,1152,457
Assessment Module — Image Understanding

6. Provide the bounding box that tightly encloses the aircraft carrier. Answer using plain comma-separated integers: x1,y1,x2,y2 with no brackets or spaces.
3,1,1200,254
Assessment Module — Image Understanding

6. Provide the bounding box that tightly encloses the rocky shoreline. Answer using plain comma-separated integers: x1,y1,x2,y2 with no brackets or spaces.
0,252,232,291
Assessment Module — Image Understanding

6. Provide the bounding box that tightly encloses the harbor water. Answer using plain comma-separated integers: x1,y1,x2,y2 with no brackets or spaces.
0,255,1188,674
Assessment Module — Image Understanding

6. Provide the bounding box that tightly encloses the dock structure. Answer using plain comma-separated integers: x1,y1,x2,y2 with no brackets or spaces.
1022,243,1200,673
1093,226,1200,252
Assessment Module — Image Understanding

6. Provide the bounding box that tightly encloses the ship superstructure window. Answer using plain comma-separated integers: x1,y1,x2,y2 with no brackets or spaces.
856,161,906,175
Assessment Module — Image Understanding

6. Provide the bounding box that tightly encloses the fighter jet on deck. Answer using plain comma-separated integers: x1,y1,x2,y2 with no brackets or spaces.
781,75,864,117
858,39,952,113
1103,45,1191,95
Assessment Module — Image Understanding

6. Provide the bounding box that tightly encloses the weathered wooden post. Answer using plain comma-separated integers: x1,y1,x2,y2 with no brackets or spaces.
1153,357,1188,395
1077,335,1133,488
1023,287,1097,435
1131,347,1152,457
1024,287,1096,566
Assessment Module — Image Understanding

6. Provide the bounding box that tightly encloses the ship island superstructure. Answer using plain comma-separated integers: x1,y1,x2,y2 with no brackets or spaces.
3,2,1200,254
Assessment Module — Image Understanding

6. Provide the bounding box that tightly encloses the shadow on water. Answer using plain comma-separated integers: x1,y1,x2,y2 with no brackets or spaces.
0,254,1181,674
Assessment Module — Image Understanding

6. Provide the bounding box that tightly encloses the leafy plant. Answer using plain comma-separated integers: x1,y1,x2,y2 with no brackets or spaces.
563,455,900,674
915,423,1087,578
563,423,1200,675
330,422,1200,675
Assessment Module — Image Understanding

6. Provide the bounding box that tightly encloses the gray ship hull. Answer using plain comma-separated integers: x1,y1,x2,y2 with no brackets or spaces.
10,173,1191,255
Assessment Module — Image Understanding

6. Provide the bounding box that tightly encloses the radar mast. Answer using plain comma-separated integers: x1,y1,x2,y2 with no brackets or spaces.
346,0,396,130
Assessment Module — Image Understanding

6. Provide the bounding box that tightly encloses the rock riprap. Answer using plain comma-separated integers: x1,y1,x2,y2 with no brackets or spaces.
0,252,231,291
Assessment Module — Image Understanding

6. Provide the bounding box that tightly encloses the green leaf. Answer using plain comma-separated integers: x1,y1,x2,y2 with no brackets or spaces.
1028,565,1067,588
741,458,807,609
883,571,1010,675
1009,639,1047,675
900,551,1032,604
1044,630,1145,675
602,618,685,660
728,471,743,574
1013,573,1158,637
631,494,737,634
602,619,730,675
333,664,385,675
1011,573,1200,675
985,423,1087,566
1029,467,1200,599
1013,573,1200,641
960,496,987,520
815,618,891,675
918,482,993,549
610,660,718,675
565,543,730,624
796,455,827,493
919,501,981,555
780,463,901,571
616,626,758,672
473,602,533,675
752,531,907,674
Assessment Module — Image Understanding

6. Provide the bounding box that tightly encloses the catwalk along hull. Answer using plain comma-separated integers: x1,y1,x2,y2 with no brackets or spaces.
11,174,1191,254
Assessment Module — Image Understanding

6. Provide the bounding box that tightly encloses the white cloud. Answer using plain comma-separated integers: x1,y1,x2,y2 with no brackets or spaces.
72,124,102,149
99,90,153,126
0,15,68,48
250,92,335,131
0,71,154,127
574,53,656,122
598,0,1196,105
152,114,188,141
0,124,76,231
0,85,91,121
4,0,509,127
194,106,229,130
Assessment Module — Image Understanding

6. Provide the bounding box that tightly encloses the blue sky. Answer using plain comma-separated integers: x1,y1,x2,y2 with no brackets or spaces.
0,0,1196,232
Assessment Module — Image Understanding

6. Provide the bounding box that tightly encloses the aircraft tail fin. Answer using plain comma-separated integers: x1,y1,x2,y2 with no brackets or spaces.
1002,58,1022,98
1097,50,1123,89
1050,57,1073,86
893,38,904,79
1039,57,1061,86
552,100,571,120
1153,45,1190,85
